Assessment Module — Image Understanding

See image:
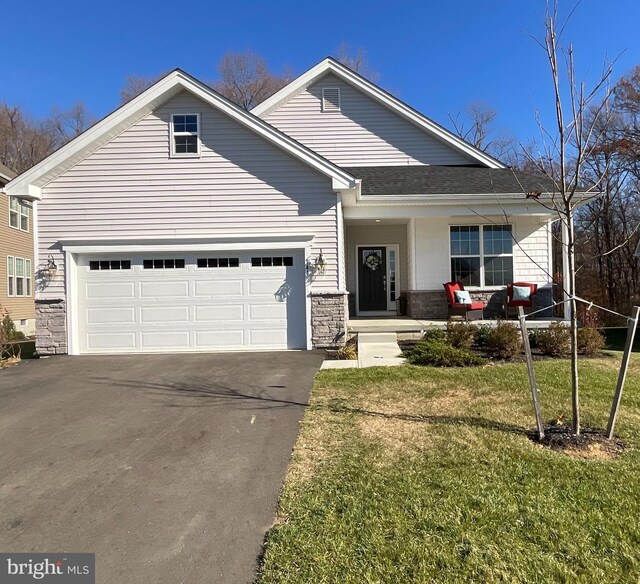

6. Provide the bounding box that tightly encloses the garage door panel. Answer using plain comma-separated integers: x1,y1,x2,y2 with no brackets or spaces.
194,330,245,348
140,281,190,298
141,331,191,349
86,307,136,325
87,332,137,350
248,303,287,319
248,278,287,295
250,329,288,346
194,280,243,297
141,306,190,323
86,282,135,299
195,305,244,322
76,250,307,354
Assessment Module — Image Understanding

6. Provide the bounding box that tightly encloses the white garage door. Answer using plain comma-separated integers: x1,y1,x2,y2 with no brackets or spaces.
75,250,307,353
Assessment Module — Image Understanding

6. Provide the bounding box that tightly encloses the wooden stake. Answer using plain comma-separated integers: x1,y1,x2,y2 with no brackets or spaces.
519,307,545,440
606,306,640,439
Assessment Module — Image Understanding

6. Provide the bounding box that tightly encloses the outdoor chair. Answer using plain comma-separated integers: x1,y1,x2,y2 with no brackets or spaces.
504,282,538,318
443,281,485,321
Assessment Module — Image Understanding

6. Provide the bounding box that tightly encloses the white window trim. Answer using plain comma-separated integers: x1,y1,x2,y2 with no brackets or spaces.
170,112,201,158
449,224,514,289
6,255,32,297
9,197,29,232
322,87,341,112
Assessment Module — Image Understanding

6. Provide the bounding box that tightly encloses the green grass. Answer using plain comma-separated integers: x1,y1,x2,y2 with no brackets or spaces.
258,355,640,583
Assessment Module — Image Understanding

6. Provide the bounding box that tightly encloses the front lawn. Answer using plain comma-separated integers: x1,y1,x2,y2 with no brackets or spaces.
258,356,640,583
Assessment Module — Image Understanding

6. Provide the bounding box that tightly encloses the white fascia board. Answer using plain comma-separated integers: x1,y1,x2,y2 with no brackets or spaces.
6,70,355,199
343,203,557,220
60,233,316,254
252,58,506,170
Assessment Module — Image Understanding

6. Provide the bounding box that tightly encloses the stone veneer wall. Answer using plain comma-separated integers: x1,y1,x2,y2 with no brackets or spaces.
405,285,554,320
311,291,348,348
35,299,67,355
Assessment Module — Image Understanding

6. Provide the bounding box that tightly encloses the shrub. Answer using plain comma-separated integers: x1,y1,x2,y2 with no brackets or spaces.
445,320,477,350
1,314,26,342
421,328,447,343
474,324,493,349
406,339,486,367
535,322,571,356
485,321,521,360
578,327,605,356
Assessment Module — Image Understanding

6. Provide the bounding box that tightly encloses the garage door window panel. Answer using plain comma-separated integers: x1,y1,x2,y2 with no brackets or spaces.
89,260,131,271
197,258,240,268
143,259,186,269
251,257,294,267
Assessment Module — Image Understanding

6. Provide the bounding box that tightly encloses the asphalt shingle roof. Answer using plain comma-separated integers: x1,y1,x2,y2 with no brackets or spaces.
343,165,559,196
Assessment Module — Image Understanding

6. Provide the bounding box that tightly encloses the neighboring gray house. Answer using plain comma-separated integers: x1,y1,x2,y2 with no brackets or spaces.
6,58,573,355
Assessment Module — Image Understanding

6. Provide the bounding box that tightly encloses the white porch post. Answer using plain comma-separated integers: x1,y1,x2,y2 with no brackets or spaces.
562,221,571,320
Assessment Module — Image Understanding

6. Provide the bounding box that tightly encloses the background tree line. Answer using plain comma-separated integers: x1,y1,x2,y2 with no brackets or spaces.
1,47,638,320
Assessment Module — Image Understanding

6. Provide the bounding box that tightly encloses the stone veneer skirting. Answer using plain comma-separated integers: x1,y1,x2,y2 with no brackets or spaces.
35,299,67,355
311,291,348,348
404,285,554,320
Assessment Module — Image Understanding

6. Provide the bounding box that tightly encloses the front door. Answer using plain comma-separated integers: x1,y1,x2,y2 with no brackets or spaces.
358,247,387,311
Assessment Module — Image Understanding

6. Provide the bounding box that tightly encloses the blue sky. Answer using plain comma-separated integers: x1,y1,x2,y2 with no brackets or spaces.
3,0,639,146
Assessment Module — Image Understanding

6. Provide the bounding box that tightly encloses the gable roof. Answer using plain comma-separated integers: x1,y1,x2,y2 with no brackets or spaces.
0,162,16,184
345,166,559,196
5,69,356,200
252,57,506,170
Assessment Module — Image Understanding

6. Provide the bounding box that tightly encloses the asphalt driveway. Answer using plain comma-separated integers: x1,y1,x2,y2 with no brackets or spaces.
0,351,324,583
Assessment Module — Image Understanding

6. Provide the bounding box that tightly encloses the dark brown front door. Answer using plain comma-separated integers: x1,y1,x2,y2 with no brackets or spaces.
358,247,387,311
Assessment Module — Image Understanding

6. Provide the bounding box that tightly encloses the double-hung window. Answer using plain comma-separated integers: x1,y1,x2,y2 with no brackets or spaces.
9,197,29,231
6,256,31,297
450,225,513,287
171,113,200,156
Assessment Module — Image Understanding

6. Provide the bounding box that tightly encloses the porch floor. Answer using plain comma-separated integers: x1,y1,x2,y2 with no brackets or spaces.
347,316,564,334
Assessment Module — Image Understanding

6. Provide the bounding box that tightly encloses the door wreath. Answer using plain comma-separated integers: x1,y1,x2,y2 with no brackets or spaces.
363,251,382,271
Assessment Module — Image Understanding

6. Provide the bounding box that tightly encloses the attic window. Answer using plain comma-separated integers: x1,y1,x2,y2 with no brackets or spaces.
322,88,341,112
171,113,200,156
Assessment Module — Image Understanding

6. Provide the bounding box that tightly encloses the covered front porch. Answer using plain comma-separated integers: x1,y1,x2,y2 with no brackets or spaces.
344,213,555,322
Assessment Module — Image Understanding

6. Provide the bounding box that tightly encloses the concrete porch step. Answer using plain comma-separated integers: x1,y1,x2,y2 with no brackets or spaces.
357,332,405,368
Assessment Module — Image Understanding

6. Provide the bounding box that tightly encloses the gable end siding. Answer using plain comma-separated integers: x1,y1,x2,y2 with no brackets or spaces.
263,73,475,167
38,92,340,299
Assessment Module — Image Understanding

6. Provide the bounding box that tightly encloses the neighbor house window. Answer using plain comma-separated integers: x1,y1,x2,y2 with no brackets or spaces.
450,225,513,287
9,197,29,231
171,114,200,156
7,256,31,297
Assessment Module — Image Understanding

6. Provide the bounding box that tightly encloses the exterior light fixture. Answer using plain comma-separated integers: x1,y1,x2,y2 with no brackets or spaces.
45,255,58,279
306,251,327,275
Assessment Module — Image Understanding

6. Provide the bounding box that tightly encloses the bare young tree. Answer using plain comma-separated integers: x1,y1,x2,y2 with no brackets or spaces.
523,1,616,435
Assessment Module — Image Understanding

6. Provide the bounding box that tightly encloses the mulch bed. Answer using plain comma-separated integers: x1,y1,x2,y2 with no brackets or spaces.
529,425,626,459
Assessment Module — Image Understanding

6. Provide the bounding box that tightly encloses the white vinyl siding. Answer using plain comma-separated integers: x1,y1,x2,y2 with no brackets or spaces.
38,91,339,300
412,216,552,290
263,73,475,167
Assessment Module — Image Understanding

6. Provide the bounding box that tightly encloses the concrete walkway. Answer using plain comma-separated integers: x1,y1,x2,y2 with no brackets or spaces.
321,332,404,369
